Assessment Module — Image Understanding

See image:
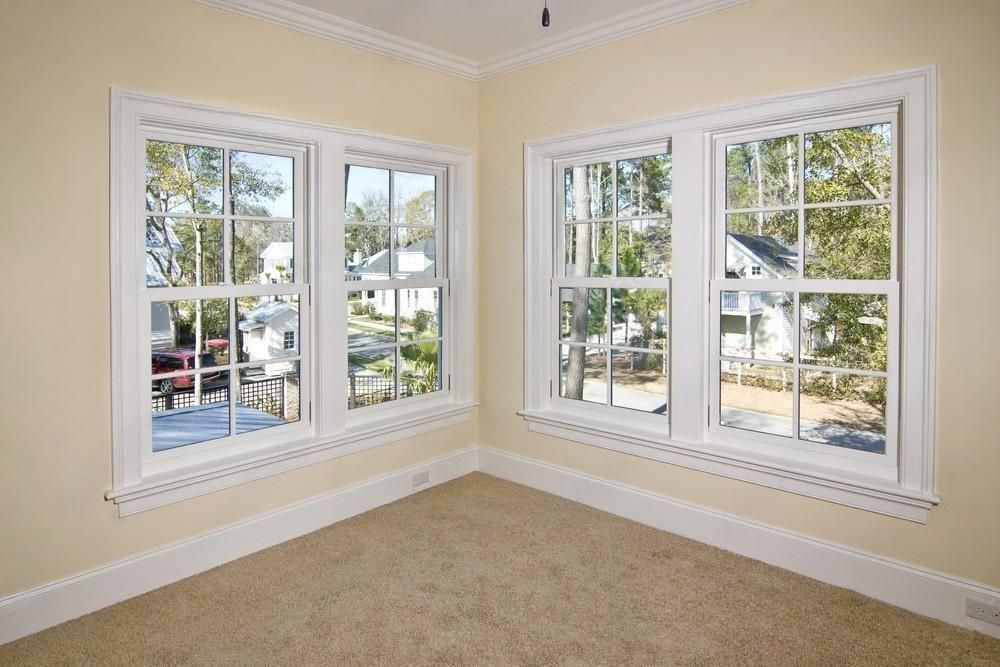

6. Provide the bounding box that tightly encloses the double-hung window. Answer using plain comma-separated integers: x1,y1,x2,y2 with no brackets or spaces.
524,68,937,521
143,137,309,458
344,162,446,410
110,91,474,515
711,115,898,478
555,147,672,422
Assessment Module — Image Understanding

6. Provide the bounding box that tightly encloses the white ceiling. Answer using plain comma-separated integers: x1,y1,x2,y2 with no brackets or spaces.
198,0,747,79
290,0,671,63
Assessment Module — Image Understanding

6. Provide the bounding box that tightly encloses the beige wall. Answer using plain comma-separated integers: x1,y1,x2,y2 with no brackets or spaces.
0,0,478,598
2,0,998,602
478,0,1000,587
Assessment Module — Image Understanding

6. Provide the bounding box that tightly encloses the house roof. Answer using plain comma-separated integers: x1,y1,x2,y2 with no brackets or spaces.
728,234,798,277
348,238,435,277
238,300,297,332
260,241,293,260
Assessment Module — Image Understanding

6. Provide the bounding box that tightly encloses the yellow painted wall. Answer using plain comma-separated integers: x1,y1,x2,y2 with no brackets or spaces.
0,0,478,598
479,0,1000,587
2,0,998,603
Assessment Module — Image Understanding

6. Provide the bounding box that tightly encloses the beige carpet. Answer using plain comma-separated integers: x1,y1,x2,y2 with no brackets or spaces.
3,473,999,665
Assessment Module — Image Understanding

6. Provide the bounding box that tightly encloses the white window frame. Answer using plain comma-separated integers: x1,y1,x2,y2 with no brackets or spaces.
342,155,453,424
552,143,672,428
522,68,937,522
109,90,476,515
283,330,296,350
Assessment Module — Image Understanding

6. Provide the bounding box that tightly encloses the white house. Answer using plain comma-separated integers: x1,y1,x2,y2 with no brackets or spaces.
347,238,437,320
721,234,797,360
238,299,299,375
258,241,293,284
146,224,181,350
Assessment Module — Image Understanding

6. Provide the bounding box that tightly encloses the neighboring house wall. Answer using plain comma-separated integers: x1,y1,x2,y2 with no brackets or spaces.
242,305,298,376
150,303,173,350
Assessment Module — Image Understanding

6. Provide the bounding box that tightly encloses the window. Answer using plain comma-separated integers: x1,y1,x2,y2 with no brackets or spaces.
523,69,937,521
144,137,306,455
712,118,897,467
344,163,445,410
110,91,474,515
556,149,671,418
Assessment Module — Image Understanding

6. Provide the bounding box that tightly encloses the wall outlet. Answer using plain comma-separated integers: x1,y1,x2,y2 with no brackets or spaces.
966,598,1000,626
411,471,430,488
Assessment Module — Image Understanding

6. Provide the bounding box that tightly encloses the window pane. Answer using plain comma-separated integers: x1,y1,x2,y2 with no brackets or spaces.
611,350,667,413
719,362,793,437
145,140,223,215
725,135,798,210
564,222,612,277
231,151,294,218
233,220,294,284
401,342,442,398
237,362,300,434
401,288,440,341
150,299,230,366
345,166,389,224
800,370,886,454
611,289,667,350
804,205,891,280
564,162,613,220
616,153,671,217
345,224,390,280
559,345,605,405
720,291,793,361
348,290,395,347
559,288,607,344
146,218,223,287
151,371,230,452
801,293,888,372
237,296,299,363
393,227,436,278
348,347,396,408
805,123,892,204
392,171,436,225
617,220,671,277
725,211,798,278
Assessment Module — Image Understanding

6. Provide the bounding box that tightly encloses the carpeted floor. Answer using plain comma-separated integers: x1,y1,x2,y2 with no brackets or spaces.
3,473,999,665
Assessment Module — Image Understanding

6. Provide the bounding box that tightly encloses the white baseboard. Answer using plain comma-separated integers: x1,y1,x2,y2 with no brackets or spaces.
477,446,1000,639
0,446,478,645
4,444,998,646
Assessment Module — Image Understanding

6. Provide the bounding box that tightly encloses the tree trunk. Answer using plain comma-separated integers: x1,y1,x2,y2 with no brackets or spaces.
564,166,593,400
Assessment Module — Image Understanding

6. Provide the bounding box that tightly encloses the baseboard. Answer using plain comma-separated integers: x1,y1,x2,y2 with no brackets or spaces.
5,444,999,646
0,445,479,645
477,446,1000,639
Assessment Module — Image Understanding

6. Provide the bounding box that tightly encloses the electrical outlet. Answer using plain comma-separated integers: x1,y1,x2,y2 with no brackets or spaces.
411,471,430,488
966,599,1000,626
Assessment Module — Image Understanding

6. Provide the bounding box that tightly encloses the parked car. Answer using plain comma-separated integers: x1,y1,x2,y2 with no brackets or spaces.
151,350,221,394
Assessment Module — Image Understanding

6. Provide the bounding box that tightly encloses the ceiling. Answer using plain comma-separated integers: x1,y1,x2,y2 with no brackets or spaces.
197,0,747,79
290,0,672,63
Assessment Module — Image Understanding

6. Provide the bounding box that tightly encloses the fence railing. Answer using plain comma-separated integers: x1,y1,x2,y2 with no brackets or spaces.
347,374,413,408
152,376,286,418
721,291,764,312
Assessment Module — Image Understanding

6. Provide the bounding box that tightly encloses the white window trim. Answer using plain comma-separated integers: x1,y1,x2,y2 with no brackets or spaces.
522,67,937,522
109,89,476,515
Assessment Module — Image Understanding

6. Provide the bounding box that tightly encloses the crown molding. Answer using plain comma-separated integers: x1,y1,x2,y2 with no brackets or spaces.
194,0,481,80
194,0,748,81
477,0,748,79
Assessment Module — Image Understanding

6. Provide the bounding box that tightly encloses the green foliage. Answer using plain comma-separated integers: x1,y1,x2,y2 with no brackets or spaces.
411,309,434,334
400,342,440,395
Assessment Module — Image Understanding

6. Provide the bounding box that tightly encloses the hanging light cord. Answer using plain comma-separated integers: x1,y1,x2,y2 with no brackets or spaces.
542,1,550,27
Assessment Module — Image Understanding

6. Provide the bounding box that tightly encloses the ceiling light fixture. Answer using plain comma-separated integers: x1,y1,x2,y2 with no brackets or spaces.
542,1,550,27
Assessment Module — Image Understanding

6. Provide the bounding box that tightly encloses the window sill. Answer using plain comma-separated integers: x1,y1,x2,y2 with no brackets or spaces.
519,410,938,523
107,401,477,516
